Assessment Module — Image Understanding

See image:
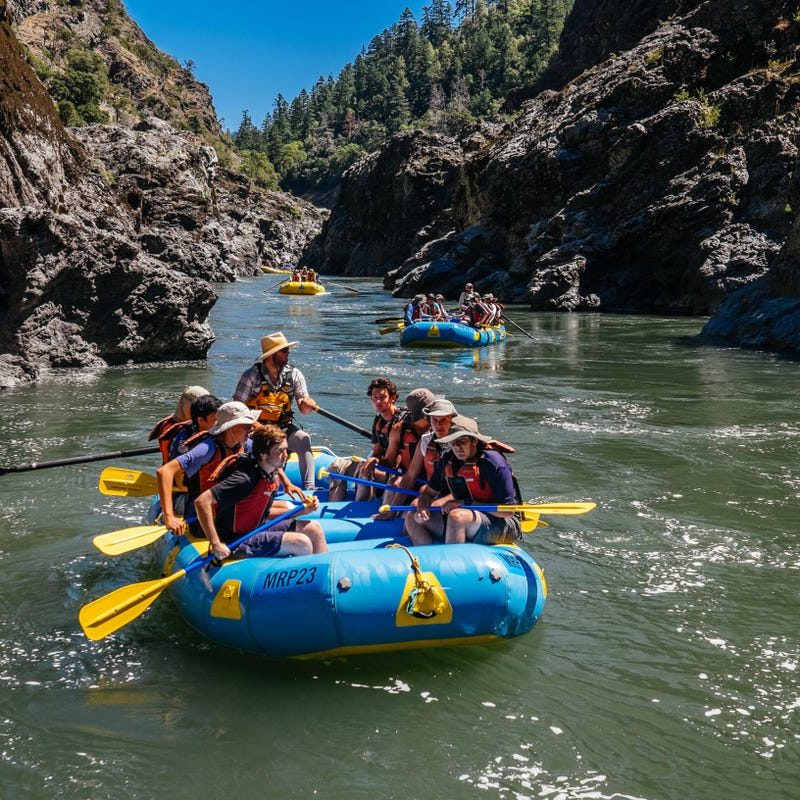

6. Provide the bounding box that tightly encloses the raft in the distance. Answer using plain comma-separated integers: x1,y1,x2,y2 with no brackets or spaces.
400,320,507,348
153,532,547,658
279,280,327,296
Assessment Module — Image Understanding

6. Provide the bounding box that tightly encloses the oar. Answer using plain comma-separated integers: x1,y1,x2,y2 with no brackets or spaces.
0,445,160,476
98,467,159,497
380,502,596,515
379,322,404,335
325,280,361,294
502,314,536,341
80,503,304,641
262,277,288,293
321,470,421,497
373,317,404,324
93,517,198,556
373,463,426,486
313,405,371,440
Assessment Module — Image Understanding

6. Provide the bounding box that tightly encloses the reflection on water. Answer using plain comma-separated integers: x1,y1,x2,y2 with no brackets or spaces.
0,280,797,800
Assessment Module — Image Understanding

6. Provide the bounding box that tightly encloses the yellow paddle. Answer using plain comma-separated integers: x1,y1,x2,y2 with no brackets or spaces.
379,322,404,335
93,521,189,555
80,504,303,640
98,467,159,497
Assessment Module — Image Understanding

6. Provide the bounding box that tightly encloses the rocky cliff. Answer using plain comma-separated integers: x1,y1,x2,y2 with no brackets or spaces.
0,4,325,387
313,0,799,346
8,0,221,136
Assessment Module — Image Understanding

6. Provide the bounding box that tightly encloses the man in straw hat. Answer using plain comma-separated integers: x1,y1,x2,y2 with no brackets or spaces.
233,332,318,490
404,416,522,547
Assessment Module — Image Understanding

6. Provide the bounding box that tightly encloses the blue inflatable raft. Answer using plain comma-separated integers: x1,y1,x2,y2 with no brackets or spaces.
152,531,546,658
400,320,507,348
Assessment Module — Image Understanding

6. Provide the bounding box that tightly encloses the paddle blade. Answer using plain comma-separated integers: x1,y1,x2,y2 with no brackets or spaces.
93,524,168,556
521,502,596,515
98,467,158,497
379,322,404,335
80,572,182,640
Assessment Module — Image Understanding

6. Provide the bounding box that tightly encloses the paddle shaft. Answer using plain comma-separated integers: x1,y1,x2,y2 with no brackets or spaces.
262,277,288,293
326,281,361,294
324,471,420,497
0,445,160,476
501,314,536,341
314,406,371,440
382,502,595,514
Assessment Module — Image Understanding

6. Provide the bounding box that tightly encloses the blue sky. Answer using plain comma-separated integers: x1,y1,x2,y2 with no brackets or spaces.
125,1,429,131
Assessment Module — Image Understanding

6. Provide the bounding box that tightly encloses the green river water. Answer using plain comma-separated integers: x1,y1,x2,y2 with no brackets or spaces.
0,278,797,799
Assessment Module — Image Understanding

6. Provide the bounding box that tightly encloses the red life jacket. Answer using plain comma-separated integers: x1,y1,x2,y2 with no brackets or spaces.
423,437,443,482
443,457,495,503
442,450,522,504
209,454,282,538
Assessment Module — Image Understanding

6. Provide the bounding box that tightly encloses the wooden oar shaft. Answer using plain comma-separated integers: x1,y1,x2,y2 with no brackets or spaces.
314,406,371,440
0,445,160,476
502,314,536,341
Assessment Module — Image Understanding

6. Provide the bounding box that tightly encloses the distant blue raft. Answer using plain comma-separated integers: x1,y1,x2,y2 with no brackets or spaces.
152,532,547,659
400,320,507,348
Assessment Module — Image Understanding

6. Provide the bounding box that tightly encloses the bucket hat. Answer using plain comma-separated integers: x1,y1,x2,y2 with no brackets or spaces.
422,398,457,417
208,401,260,435
435,415,492,444
404,388,437,421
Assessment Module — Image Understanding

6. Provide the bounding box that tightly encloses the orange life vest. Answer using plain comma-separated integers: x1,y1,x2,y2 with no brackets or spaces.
422,437,443,481
246,364,294,426
182,431,242,499
397,414,420,471
443,457,495,503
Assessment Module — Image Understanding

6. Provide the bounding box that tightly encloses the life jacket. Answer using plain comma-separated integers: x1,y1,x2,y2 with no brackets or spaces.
422,436,444,481
246,364,294,426
148,415,180,463
409,303,422,322
372,409,401,455
182,431,242,500
442,449,522,505
155,419,193,464
209,453,282,540
397,414,420,471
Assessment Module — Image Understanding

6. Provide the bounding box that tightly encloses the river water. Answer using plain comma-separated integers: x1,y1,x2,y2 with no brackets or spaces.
0,278,797,799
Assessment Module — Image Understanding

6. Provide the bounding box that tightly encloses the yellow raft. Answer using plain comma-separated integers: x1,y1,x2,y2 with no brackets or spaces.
279,281,327,296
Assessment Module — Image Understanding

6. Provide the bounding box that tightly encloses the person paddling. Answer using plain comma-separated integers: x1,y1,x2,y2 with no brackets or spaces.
195,425,327,561
157,401,260,536
405,416,522,546
233,332,318,490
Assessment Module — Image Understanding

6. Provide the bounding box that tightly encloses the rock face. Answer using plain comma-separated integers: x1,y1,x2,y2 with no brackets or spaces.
8,0,221,136
73,119,324,282
313,0,799,338
0,4,326,387
310,130,466,276
0,17,215,387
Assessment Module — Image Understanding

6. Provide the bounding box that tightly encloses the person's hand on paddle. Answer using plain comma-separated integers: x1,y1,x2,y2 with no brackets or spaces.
211,539,231,561
296,495,320,516
298,396,317,415
163,511,185,536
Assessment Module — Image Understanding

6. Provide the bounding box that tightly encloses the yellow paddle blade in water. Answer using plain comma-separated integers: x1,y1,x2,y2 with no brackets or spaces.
98,467,159,497
79,570,186,641
93,524,168,556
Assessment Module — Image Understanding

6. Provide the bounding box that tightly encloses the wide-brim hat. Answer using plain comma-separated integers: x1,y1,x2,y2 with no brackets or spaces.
422,398,457,417
208,401,261,435
258,331,298,361
435,415,492,444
